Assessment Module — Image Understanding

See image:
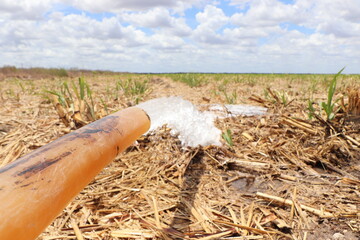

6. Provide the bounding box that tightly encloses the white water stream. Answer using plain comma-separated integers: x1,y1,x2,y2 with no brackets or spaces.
137,96,267,147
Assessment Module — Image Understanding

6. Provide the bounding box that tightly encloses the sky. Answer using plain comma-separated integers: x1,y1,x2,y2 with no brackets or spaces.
1,0,360,73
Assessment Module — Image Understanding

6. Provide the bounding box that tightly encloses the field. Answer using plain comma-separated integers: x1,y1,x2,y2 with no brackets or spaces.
0,68,359,240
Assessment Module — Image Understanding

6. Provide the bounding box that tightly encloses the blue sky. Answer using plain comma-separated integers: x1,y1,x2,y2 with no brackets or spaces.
0,0,359,73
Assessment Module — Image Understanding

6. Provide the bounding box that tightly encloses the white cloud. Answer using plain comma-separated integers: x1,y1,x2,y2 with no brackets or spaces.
298,0,360,38
150,34,186,50
229,0,360,39
122,8,173,28
227,0,250,9
70,0,207,13
0,0,53,20
0,12,150,69
196,5,228,29
0,0,359,73
230,0,299,27
120,8,192,37
70,0,176,12
40,13,147,45
192,5,229,44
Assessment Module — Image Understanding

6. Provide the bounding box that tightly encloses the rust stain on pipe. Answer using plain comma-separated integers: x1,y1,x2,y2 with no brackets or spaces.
0,107,150,240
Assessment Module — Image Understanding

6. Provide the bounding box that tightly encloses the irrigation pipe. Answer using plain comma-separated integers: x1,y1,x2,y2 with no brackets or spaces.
0,107,150,240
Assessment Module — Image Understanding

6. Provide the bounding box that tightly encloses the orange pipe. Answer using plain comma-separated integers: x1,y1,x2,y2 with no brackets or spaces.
0,107,150,240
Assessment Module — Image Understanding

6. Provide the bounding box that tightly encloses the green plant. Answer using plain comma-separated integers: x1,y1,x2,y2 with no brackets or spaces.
5,88,20,101
26,80,36,95
223,90,238,104
264,88,289,106
217,81,227,92
49,68,68,77
100,97,109,115
48,77,90,110
320,67,345,120
167,73,205,87
308,78,319,98
116,78,149,103
234,75,243,83
45,77,98,127
105,85,117,101
307,99,316,120
245,76,256,86
14,79,25,92
217,80,238,104
222,129,234,147
117,78,148,96
213,74,224,82
278,90,289,106
85,80,96,120
263,88,270,100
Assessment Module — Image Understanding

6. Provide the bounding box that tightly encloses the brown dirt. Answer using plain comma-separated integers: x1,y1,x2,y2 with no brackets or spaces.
0,73,359,239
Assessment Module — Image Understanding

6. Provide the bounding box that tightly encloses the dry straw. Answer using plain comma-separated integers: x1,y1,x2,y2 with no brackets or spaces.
0,75,359,239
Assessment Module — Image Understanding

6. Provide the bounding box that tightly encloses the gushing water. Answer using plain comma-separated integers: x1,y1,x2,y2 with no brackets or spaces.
137,97,221,147
137,96,266,147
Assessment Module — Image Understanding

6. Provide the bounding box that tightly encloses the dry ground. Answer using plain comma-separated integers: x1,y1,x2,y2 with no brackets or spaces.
0,72,359,240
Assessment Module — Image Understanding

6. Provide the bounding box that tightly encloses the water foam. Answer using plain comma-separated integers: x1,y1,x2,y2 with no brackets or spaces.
206,104,267,118
137,97,221,147
137,97,267,147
